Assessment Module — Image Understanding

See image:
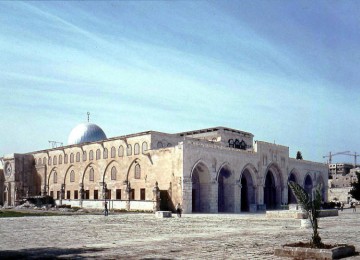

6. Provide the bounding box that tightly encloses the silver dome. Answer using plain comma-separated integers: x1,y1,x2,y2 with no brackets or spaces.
67,123,107,145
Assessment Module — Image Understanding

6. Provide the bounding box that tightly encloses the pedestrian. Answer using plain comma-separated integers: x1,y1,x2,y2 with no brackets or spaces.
104,201,109,216
352,202,356,212
340,202,344,211
176,203,182,218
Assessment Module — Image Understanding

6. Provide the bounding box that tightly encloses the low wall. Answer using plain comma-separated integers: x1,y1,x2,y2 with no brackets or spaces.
55,199,153,211
266,209,338,219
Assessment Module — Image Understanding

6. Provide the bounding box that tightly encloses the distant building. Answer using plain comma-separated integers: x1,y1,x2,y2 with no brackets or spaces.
328,163,354,179
1,122,328,213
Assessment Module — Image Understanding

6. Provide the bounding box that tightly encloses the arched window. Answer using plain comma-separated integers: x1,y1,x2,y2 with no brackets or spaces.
135,164,141,179
53,156,57,165
142,142,148,153
70,153,74,163
157,141,163,148
118,146,124,157
111,147,116,158
103,148,108,159
38,158,41,165
127,144,132,156
70,170,75,182
59,154,63,164
89,168,94,182
111,166,117,180
89,150,94,161
48,157,52,166
134,143,140,155
43,157,46,165
53,172,57,184
64,154,68,164
76,152,80,162
96,149,101,160
83,151,87,161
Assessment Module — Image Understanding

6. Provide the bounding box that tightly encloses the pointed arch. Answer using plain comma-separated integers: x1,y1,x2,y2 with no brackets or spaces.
216,162,235,212
190,160,211,213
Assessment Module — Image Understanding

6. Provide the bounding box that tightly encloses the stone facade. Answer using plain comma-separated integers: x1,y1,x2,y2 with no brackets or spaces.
0,126,328,213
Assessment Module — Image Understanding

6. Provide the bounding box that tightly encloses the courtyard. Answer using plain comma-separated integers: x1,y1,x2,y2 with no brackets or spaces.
0,209,359,259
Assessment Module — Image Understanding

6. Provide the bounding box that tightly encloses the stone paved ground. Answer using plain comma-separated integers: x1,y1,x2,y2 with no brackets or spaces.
0,208,359,259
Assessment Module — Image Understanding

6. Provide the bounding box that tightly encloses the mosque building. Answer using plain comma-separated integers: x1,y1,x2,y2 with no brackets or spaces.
0,120,328,213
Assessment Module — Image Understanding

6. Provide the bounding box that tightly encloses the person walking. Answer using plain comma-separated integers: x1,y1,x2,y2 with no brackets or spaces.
104,201,109,216
176,203,182,218
352,202,356,212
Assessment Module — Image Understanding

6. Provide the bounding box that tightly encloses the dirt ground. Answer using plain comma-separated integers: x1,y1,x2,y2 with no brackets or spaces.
0,208,359,259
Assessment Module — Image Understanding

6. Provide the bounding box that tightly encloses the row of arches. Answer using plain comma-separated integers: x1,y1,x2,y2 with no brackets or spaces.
190,161,325,213
36,142,149,166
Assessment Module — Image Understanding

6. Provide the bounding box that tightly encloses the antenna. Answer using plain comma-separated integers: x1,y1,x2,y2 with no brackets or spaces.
87,112,90,122
48,141,63,148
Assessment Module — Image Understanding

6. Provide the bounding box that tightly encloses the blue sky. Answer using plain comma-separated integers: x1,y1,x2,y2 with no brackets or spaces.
0,1,359,164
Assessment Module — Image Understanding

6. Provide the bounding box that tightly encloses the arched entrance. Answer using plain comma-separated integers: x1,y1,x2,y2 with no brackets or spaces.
304,175,313,197
218,166,234,212
288,173,297,204
264,171,277,209
241,169,255,212
191,162,211,213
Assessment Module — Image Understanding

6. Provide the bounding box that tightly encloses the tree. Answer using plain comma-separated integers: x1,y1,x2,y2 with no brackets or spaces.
288,181,323,248
296,151,303,160
349,172,360,201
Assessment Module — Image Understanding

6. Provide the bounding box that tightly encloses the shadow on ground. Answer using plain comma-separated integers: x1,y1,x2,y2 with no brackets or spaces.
0,247,105,259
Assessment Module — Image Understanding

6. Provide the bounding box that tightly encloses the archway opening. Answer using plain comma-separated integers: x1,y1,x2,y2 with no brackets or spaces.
288,173,297,204
304,175,313,198
191,163,211,213
264,171,277,210
241,169,255,212
218,167,234,212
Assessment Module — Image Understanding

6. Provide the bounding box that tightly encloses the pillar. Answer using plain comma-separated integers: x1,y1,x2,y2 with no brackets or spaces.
152,181,160,212
209,178,218,213
234,180,241,213
182,177,192,214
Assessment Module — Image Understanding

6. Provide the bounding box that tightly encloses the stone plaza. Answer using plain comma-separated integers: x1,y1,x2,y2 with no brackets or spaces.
0,209,359,259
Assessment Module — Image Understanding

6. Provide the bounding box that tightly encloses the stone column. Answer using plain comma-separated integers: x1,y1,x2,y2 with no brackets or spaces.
257,184,265,211
234,180,242,213
209,178,218,213
182,177,192,214
60,184,65,205
125,182,131,211
152,182,160,212
79,183,84,208
282,185,288,206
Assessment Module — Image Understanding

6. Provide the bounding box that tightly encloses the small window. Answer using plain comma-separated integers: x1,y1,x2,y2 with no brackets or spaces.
118,145,124,157
142,142,148,153
140,188,145,200
70,170,75,182
74,190,78,199
135,164,141,179
103,148,108,159
38,158,41,165
116,189,121,200
83,151,87,161
53,172,57,184
85,190,90,199
53,156,57,165
50,191,54,198
106,189,111,200
64,154,68,164
59,154,63,164
96,149,101,160
94,190,98,200
127,144,132,156
48,157,52,165
76,152,80,162
111,147,116,158
89,150,94,160
130,189,135,200
89,168,94,182
134,143,140,155
67,190,71,199
157,141,163,148
111,166,117,180
57,191,60,199
70,153,74,163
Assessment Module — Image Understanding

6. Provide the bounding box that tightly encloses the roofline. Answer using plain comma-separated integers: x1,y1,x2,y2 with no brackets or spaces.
176,126,254,137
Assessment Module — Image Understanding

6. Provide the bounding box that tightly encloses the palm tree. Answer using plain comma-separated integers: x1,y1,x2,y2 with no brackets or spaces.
288,181,323,248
